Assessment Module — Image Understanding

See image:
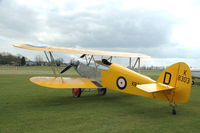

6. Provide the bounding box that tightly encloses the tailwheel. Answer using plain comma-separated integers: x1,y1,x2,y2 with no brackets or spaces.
172,109,176,115
72,88,82,98
98,88,107,96
170,103,177,115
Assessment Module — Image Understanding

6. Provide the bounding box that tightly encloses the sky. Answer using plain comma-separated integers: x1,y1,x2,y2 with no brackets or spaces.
0,0,200,67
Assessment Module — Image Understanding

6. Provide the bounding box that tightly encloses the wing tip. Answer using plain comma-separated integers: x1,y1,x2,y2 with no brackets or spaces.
12,43,49,49
12,43,22,47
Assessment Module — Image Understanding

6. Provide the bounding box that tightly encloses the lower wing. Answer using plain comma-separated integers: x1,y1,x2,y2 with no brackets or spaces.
30,77,103,88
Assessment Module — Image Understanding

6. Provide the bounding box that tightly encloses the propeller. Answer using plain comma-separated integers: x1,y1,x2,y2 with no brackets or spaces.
60,54,85,74
60,64,73,74
80,54,86,58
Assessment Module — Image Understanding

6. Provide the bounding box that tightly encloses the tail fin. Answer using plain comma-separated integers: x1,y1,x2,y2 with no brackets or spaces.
157,62,192,103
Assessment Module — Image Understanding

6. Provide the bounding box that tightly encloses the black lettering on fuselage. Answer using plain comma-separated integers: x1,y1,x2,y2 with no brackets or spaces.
131,82,137,87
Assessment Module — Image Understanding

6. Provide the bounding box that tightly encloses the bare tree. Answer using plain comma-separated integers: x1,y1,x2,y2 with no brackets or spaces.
55,57,64,66
35,55,43,66
20,56,26,66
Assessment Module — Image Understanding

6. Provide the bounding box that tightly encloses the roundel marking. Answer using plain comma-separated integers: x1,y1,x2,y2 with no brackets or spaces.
116,76,127,90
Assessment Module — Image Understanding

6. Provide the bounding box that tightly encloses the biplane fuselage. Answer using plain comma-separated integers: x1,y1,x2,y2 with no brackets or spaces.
75,60,191,104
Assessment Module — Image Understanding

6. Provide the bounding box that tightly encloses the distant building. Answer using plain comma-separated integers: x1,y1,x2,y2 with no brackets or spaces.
26,61,37,66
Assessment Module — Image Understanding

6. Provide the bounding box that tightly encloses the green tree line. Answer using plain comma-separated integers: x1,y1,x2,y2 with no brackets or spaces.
0,52,64,66
0,52,25,65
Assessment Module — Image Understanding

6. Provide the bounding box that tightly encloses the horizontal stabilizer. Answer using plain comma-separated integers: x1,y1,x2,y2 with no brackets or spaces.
30,77,103,89
137,83,174,93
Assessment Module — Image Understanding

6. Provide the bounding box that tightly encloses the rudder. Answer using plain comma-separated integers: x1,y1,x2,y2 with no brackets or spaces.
157,62,192,103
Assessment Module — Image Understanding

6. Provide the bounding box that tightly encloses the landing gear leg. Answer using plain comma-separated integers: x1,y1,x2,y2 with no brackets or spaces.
170,103,177,115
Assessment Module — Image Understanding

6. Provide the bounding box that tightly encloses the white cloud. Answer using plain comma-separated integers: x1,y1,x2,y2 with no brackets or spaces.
171,24,200,48
0,0,200,67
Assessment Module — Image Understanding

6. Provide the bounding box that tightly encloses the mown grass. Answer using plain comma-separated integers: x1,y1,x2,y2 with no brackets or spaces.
0,65,78,76
0,66,200,133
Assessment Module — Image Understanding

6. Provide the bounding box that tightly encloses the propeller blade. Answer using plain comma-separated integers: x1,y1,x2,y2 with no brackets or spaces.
60,65,72,74
80,54,86,58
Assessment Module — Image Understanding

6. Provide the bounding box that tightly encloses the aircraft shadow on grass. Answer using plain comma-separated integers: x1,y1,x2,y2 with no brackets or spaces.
27,91,178,118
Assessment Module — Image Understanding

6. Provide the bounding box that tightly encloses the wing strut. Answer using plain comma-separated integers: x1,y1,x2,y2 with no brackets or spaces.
132,57,141,72
44,51,63,81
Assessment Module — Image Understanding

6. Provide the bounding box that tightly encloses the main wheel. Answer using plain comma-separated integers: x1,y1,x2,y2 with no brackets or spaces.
72,88,82,98
192,81,195,85
98,88,107,96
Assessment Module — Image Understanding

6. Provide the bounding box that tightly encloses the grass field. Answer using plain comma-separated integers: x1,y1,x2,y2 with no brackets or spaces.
0,66,200,133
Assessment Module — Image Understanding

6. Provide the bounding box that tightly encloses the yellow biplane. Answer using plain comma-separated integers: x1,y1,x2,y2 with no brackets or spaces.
13,44,192,115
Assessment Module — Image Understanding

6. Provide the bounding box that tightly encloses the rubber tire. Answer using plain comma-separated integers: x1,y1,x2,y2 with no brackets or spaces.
172,109,176,115
192,81,195,85
98,88,107,96
72,88,82,98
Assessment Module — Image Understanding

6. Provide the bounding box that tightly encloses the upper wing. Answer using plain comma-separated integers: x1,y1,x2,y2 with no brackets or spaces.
13,44,150,58
30,76,103,88
136,83,174,93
